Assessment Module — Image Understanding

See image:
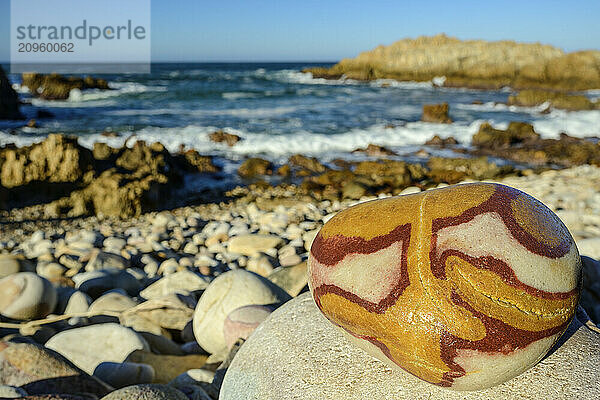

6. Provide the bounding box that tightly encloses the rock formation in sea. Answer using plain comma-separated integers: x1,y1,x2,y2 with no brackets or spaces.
21,73,111,100
0,66,24,120
305,34,600,91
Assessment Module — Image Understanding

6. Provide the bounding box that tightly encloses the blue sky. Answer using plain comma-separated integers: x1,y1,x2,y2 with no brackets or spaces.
1,0,599,62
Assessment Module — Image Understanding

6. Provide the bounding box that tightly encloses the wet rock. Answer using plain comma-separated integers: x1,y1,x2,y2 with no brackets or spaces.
470,126,600,167
0,66,24,120
0,134,94,190
21,73,110,101
425,135,459,146
181,150,220,174
0,272,57,320
237,158,273,178
276,164,291,177
45,323,150,374
421,102,452,123
208,130,241,146
427,156,514,183
0,341,112,397
352,144,397,156
288,154,326,174
472,121,540,148
341,181,367,199
192,269,291,355
508,89,598,110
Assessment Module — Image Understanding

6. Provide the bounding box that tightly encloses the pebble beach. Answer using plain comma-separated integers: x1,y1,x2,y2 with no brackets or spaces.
1,35,600,399
1,165,600,398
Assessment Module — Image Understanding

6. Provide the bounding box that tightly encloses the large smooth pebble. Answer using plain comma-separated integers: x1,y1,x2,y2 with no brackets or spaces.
308,183,581,390
220,293,600,400
192,269,290,355
0,272,57,320
45,323,149,374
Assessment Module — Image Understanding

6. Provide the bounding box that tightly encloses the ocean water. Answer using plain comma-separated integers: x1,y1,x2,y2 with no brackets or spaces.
1,62,599,164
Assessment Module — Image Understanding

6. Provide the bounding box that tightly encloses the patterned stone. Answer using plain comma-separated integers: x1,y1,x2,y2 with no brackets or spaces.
308,183,582,390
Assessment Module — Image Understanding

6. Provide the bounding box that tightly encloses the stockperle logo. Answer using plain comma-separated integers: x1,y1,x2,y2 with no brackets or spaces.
10,0,151,74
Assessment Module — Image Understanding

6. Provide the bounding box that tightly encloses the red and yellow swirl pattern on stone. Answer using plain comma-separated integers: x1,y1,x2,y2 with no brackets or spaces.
308,183,581,390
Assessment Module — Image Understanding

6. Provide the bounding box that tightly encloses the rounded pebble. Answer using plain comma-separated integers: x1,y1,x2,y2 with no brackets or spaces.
192,269,291,355
308,183,582,390
0,272,57,320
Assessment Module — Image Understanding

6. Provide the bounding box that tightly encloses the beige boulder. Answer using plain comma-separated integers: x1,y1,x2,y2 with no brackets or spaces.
221,293,600,400
192,270,290,355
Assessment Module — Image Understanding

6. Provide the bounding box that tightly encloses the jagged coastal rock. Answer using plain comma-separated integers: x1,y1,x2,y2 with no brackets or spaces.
0,134,220,217
308,183,581,390
21,73,110,101
0,66,24,120
305,34,600,90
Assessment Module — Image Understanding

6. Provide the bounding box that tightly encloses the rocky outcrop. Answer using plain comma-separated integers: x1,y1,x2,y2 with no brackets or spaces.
508,89,599,110
298,157,515,200
21,73,110,100
305,34,600,91
1,134,95,188
472,122,540,148
424,135,458,146
352,144,397,156
288,154,326,174
208,130,241,146
238,158,273,178
0,66,24,120
470,122,600,167
0,135,220,217
421,103,452,123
